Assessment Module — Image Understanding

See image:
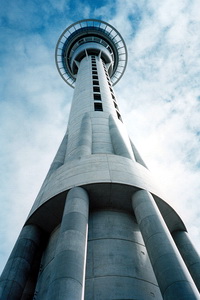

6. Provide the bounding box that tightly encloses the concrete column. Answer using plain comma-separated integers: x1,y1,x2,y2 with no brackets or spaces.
109,114,134,160
76,113,92,158
132,190,200,300
47,187,89,300
172,230,200,292
21,233,47,300
130,139,148,168
0,224,43,300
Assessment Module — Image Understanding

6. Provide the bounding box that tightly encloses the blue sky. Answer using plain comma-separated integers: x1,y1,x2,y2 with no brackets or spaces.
1,0,200,273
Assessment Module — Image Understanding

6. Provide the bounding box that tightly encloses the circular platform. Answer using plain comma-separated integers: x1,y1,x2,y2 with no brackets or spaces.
55,19,128,88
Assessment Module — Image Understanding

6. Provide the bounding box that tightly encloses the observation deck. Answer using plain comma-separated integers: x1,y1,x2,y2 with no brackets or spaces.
55,19,128,88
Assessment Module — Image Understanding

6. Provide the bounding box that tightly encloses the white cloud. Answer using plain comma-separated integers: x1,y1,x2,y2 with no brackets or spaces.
113,0,200,253
0,0,200,278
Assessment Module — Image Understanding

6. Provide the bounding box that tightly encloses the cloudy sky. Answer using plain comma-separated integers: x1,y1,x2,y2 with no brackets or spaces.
1,0,200,273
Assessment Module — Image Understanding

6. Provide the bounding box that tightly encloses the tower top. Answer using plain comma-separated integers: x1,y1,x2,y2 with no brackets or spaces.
55,19,128,88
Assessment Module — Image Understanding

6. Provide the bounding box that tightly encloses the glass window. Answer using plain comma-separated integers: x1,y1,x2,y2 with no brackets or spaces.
116,111,122,121
94,103,103,111
93,86,100,93
94,93,101,100
113,102,118,110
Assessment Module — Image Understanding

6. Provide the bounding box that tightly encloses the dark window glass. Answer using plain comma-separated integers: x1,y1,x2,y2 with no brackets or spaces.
113,102,118,109
94,103,103,111
94,93,101,100
111,93,115,100
93,75,98,80
116,111,122,121
93,80,99,85
93,86,100,93
92,71,98,75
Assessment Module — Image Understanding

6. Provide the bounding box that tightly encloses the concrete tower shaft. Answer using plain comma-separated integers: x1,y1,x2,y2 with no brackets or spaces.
1,19,200,300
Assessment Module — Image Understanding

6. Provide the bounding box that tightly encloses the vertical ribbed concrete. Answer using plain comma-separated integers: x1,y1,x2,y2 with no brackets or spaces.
91,56,116,155
132,190,200,300
64,55,120,160
109,114,134,160
64,56,93,161
34,226,60,299
46,187,89,300
85,209,163,300
21,237,46,300
76,113,92,158
0,225,43,300
173,230,200,292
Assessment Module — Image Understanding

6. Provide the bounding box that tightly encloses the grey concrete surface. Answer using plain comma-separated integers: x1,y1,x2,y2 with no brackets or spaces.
29,154,161,216
132,190,200,300
0,225,43,300
46,187,89,300
109,114,134,160
85,209,163,299
77,113,92,157
173,230,200,292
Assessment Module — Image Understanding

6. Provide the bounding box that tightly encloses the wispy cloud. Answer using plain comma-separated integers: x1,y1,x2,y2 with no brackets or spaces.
0,0,200,273
111,0,200,251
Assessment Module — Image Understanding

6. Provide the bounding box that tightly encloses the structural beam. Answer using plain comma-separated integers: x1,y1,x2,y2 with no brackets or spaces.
132,190,200,300
0,225,43,300
46,187,89,300
172,230,200,292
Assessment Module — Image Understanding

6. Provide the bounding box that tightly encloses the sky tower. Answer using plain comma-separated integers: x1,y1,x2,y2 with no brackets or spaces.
1,19,200,300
